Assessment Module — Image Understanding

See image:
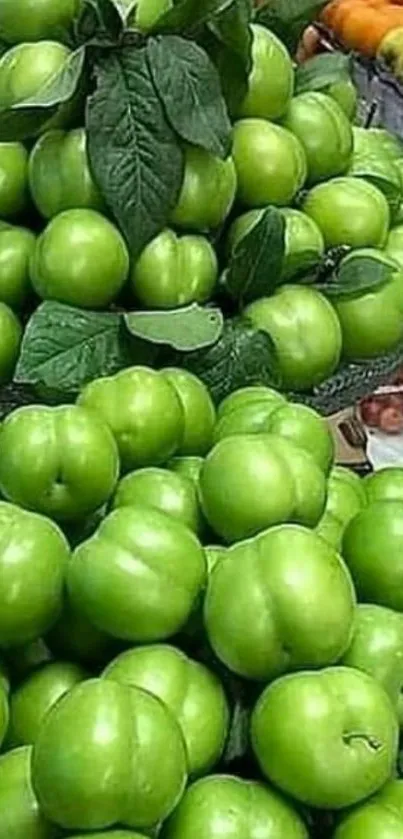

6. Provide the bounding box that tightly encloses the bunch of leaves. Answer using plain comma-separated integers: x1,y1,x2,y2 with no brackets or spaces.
13,300,280,405
0,0,253,261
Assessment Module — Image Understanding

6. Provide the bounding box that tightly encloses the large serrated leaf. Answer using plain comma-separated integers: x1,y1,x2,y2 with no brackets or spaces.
124,304,224,351
319,249,399,300
255,0,328,53
14,302,133,394
154,0,234,33
0,47,85,142
225,206,285,304
295,53,352,95
147,35,231,159
87,46,184,259
178,317,280,402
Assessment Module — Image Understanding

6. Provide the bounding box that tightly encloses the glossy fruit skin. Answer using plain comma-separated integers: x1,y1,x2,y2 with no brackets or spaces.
268,436,327,527
326,465,366,526
0,502,69,648
7,661,87,748
0,746,57,839
112,467,201,534
200,435,294,543
385,224,403,268
29,129,104,220
78,367,184,472
70,833,146,839
280,208,325,281
327,78,358,121
31,678,188,831
245,285,342,391
104,644,229,777
213,398,284,444
316,510,345,550
0,682,8,748
30,209,129,309
131,229,217,309
251,667,399,809
0,405,119,521
0,0,81,44
0,143,28,218
126,0,173,32
0,224,35,309
282,92,353,184
333,779,403,839
162,368,216,456
171,146,237,231
341,604,403,707
67,505,206,642
201,434,327,543
0,42,74,131
205,524,355,680
161,775,309,839
333,277,403,361
365,467,403,503
303,177,390,248
343,500,403,610
217,385,286,419
168,455,204,486
0,302,22,383
236,24,294,121
232,119,307,207
266,402,334,474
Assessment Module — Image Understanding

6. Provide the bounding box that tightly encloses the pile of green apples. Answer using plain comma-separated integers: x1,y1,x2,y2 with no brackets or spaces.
0,364,402,838
2,2,403,396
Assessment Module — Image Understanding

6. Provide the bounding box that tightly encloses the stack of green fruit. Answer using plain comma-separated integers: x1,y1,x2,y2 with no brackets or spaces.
0,365,402,837
2,4,403,403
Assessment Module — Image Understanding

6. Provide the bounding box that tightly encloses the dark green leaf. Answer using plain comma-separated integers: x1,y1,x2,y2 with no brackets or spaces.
87,46,184,259
73,0,124,44
295,53,352,95
255,0,328,53
0,47,85,142
209,0,252,68
206,0,253,113
0,41,8,59
147,36,231,159
319,251,398,300
225,207,285,304
124,303,224,352
154,0,234,33
14,302,133,394
179,317,280,402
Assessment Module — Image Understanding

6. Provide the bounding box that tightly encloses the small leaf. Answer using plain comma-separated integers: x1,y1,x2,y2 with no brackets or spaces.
147,36,231,159
73,0,124,44
255,0,328,53
179,316,280,402
14,302,133,394
154,0,234,33
87,46,184,258
124,304,224,352
0,47,85,142
206,0,253,113
225,206,285,304
319,250,399,300
295,53,352,95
